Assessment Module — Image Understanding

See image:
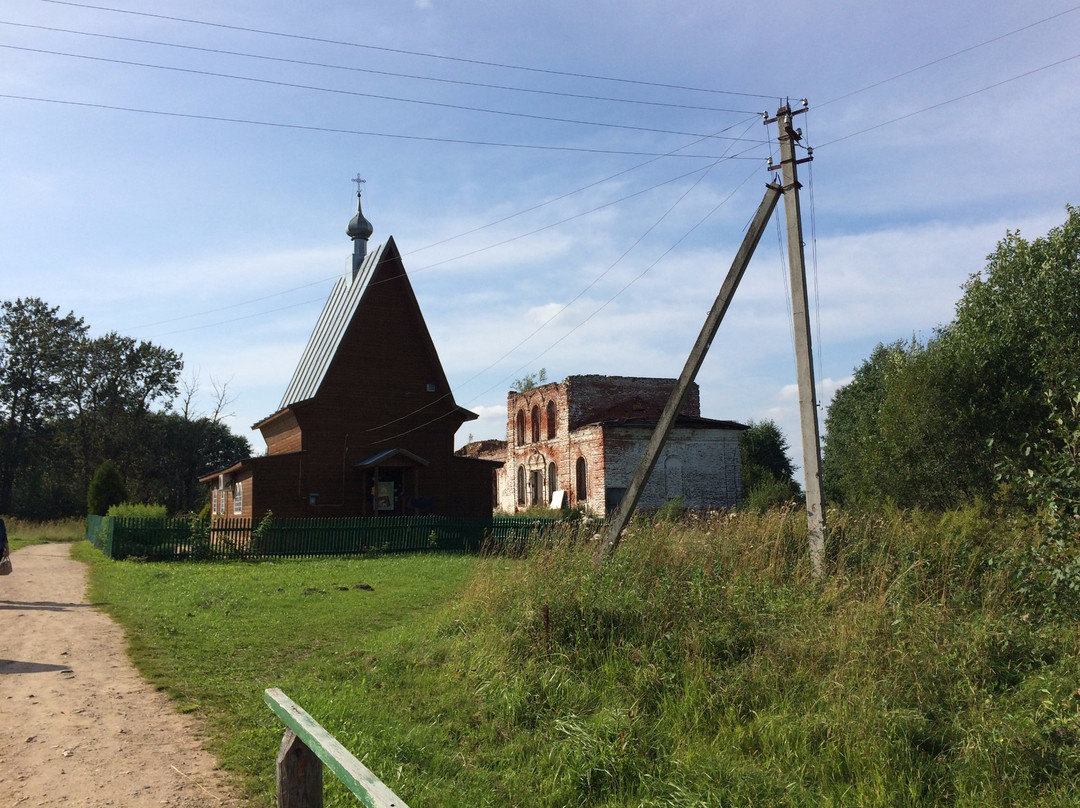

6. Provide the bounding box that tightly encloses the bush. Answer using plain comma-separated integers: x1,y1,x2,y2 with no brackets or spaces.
514,504,566,519
249,510,279,555
652,495,687,523
996,387,1080,619
87,460,126,516
106,502,168,519
741,476,802,513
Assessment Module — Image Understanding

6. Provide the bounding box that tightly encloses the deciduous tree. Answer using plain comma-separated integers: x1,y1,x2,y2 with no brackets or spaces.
0,298,87,512
740,419,801,510
823,206,1080,508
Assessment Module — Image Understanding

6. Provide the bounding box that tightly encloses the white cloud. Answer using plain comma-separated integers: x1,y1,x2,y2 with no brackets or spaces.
455,404,507,447
2,0,1076,483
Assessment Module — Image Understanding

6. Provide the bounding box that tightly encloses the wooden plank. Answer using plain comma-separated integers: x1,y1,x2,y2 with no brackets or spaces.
264,688,410,808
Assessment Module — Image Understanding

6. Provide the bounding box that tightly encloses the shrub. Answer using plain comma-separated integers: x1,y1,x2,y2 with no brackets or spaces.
996,387,1080,619
188,514,213,561
652,495,687,523
249,510,278,555
106,502,168,519
514,504,566,519
741,476,802,513
87,460,126,516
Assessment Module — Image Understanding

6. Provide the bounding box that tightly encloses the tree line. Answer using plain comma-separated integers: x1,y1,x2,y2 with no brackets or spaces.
0,297,250,519
823,205,1080,513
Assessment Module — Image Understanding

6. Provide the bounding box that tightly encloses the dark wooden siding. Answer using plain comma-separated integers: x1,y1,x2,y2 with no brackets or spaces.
243,238,486,520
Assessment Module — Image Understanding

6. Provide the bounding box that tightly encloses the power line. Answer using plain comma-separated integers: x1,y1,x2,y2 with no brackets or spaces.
772,200,796,370
125,276,336,331
1,44,766,142
819,3,1080,107
207,151,758,442
0,20,760,115
145,296,329,339
804,116,824,406
122,118,764,332
394,116,765,256
39,0,777,100
481,168,762,396
447,119,761,403
122,168,715,332
372,163,763,444
407,157,757,275
126,156,753,335
0,93,756,159
819,49,1080,147
150,130,761,438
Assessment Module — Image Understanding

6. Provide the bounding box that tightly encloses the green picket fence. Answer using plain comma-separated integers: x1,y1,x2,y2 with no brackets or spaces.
84,513,594,561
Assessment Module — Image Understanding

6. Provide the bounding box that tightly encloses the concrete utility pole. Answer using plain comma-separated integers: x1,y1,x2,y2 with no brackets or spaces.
597,182,783,559
597,101,827,580
767,101,826,578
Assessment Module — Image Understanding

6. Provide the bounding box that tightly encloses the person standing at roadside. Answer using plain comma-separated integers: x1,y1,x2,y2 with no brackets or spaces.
0,517,9,573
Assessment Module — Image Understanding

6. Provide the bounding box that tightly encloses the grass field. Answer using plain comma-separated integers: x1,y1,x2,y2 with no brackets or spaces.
76,505,1080,807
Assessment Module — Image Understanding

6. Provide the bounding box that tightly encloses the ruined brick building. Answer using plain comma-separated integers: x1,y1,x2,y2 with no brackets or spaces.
201,191,499,520
459,375,746,516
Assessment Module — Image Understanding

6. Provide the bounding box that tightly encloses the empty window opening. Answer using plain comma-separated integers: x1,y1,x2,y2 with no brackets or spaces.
515,409,526,445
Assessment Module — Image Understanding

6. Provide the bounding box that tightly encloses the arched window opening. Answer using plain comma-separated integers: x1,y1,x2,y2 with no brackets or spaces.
515,409,526,445
530,405,541,443
576,457,588,503
546,400,557,439
516,465,526,506
664,455,684,499
548,462,558,499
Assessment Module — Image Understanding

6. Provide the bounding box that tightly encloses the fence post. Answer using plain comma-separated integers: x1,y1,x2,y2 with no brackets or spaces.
277,728,323,808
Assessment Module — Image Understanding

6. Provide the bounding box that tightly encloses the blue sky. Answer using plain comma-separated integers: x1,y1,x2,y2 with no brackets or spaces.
3,0,1079,477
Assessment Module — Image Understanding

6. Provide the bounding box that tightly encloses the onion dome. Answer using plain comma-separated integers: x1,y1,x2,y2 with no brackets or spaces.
347,193,374,242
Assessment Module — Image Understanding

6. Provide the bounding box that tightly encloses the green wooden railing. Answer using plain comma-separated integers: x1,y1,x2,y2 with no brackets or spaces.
265,688,408,808
85,513,595,561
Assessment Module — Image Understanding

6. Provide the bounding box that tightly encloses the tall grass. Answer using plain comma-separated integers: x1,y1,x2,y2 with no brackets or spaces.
441,504,1080,807
4,516,85,550
79,505,1080,807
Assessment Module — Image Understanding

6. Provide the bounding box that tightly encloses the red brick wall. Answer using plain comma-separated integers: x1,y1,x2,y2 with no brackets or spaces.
501,380,572,512
500,378,625,514
564,375,699,430
497,376,734,515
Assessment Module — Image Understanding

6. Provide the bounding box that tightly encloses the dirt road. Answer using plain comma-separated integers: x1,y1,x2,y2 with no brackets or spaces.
0,543,247,807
